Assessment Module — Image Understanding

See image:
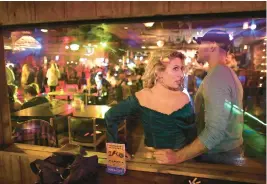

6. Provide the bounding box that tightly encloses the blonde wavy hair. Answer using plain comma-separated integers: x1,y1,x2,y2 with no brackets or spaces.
142,51,186,88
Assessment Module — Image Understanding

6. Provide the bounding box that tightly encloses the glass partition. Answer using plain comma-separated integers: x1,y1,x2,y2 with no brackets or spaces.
4,15,266,166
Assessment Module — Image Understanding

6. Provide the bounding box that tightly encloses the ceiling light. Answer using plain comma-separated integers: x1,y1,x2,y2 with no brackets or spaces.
70,44,79,51
124,27,128,30
243,22,249,29
229,33,234,41
65,45,69,49
41,29,48,33
141,46,146,49
157,40,164,47
244,45,248,50
144,22,154,28
250,22,257,30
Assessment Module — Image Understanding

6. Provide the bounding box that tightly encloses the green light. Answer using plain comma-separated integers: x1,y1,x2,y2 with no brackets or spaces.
244,112,266,126
225,100,266,126
100,42,107,47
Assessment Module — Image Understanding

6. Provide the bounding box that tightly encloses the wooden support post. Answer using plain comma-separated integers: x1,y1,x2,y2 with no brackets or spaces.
0,25,12,148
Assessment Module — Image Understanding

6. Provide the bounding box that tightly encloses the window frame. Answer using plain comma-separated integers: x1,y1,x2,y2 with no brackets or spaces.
0,10,266,183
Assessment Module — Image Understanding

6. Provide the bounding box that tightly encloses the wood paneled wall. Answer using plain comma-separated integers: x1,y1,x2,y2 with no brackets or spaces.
0,1,265,25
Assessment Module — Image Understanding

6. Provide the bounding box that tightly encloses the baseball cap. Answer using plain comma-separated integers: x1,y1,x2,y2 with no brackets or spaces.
193,29,231,51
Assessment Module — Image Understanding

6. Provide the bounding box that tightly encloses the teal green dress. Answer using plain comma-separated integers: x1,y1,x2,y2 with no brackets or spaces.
105,95,196,149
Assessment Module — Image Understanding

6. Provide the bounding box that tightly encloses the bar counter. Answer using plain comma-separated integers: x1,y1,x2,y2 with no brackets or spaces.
1,143,265,184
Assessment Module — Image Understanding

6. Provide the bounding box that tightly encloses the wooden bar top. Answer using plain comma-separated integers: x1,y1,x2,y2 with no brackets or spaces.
73,105,111,119
3,143,266,184
11,101,73,117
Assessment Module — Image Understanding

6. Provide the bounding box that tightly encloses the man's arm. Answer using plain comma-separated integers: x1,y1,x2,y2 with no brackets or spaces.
176,73,232,162
176,137,208,162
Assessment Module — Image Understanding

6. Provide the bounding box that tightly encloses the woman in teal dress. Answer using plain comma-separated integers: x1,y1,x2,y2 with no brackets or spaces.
105,51,196,162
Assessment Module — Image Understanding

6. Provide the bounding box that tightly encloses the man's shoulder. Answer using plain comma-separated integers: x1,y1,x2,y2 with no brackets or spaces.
208,65,235,81
213,65,231,74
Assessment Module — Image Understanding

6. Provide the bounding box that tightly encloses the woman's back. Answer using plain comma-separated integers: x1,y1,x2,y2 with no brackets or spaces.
105,88,196,149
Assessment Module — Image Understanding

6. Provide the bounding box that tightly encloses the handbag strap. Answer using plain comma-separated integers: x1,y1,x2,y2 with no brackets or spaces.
30,159,45,184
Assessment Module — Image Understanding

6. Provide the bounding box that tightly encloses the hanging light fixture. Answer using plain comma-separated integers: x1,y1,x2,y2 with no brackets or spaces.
157,40,164,48
144,22,154,28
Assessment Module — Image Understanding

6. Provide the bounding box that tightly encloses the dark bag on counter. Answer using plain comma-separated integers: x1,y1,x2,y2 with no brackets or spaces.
30,152,98,184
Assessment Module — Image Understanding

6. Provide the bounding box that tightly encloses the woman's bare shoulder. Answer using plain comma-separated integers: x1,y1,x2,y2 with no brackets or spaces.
180,91,190,104
135,88,152,106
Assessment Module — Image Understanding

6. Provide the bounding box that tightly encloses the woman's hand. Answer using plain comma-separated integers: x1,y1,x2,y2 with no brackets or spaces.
125,151,132,161
153,149,180,165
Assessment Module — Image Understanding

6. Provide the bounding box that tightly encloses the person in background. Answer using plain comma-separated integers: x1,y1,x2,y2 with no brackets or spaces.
95,73,111,105
6,66,15,85
8,84,22,112
37,66,45,93
78,72,87,91
21,64,35,89
226,53,238,71
154,30,244,165
46,62,60,92
114,70,128,103
21,83,49,110
105,51,196,160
